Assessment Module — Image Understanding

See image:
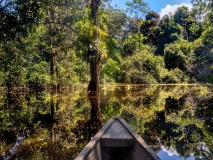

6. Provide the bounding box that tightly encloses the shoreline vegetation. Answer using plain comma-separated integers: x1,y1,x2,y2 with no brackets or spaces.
0,83,212,94
0,0,213,91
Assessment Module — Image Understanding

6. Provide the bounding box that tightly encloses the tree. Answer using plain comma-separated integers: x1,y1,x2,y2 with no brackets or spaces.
140,11,160,45
123,33,146,56
0,0,42,90
191,0,213,23
191,0,213,82
125,0,149,34
126,0,149,19
125,0,149,51
36,0,84,91
164,40,195,75
88,0,102,92
0,0,39,41
104,8,127,38
174,6,199,42
120,45,167,84
156,15,182,55
101,7,126,71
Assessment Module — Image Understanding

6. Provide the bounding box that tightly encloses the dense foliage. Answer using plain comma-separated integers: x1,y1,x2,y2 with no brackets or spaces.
0,0,213,91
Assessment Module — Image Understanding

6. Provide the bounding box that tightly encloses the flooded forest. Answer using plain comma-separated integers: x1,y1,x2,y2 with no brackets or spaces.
0,0,213,159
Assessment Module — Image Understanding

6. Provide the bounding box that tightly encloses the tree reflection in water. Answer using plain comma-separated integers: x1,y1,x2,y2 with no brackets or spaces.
0,85,213,159
87,91,102,137
73,91,102,146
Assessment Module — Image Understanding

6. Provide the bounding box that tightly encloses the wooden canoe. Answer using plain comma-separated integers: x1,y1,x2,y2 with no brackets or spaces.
75,117,160,160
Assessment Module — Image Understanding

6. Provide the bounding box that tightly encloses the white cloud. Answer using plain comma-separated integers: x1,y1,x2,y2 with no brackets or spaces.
159,3,192,19
161,146,179,157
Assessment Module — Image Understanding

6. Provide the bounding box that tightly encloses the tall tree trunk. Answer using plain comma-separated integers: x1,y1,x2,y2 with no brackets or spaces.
47,5,58,93
50,52,57,92
88,0,101,92
184,21,189,42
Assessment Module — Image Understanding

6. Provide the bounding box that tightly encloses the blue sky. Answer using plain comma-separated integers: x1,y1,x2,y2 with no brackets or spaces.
110,0,192,18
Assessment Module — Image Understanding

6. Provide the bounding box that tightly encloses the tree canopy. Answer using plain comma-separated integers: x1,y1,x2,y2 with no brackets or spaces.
0,0,213,91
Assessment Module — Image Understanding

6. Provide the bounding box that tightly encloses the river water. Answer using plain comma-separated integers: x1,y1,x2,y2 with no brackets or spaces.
0,84,213,159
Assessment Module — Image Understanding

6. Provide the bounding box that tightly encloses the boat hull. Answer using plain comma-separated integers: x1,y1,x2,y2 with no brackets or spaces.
75,117,160,160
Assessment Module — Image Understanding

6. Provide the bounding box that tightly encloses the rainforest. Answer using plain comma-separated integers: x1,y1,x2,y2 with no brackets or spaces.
0,0,213,89
0,0,213,159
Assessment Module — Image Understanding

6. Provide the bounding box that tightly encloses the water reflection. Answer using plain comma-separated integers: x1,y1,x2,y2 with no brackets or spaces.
73,91,102,145
0,85,213,159
87,92,102,137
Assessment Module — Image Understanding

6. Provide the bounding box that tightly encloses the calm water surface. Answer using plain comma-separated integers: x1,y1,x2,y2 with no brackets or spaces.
0,84,213,159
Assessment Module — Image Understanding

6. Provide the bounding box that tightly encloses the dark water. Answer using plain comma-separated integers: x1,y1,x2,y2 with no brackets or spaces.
0,84,213,160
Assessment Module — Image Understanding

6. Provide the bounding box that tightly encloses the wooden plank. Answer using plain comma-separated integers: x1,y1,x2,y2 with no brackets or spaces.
101,138,134,147
102,120,132,139
118,117,161,160
100,119,134,147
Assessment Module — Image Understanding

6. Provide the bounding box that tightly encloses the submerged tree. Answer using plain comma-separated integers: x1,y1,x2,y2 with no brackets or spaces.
88,0,102,92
